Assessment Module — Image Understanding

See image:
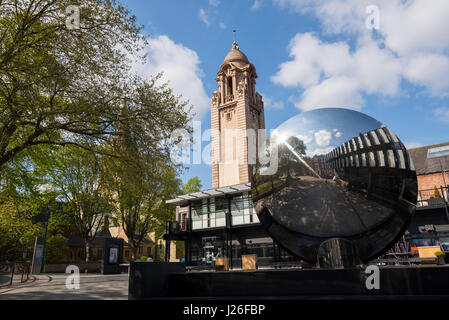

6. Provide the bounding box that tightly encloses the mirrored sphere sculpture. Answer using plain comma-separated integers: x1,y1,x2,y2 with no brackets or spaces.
251,108,417,267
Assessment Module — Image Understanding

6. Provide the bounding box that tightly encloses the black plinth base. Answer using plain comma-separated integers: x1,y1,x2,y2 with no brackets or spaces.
128,262,186,299
128,264,449,299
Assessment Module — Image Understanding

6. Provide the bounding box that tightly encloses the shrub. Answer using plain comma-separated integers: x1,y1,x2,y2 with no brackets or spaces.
140,256,148,261
434,186,441,198
45,235,69,263
435,251,445,257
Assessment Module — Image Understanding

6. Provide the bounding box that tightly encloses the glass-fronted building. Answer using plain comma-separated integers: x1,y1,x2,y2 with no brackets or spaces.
165,183,299,268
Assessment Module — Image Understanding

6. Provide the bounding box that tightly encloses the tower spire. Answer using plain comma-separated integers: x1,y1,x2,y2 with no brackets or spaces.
232,29,239,50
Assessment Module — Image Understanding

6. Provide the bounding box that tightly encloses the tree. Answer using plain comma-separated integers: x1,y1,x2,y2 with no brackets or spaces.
434,186,442,198
0,0,192,261
104,103,186,260
49,146,111,262
181,177,202,195
0,0,191,174
0,199,42,261
45,234,69,263
277,136,307,179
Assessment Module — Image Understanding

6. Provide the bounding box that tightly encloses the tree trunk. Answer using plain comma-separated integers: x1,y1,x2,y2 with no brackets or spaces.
131,244,138,261
85,240,91,263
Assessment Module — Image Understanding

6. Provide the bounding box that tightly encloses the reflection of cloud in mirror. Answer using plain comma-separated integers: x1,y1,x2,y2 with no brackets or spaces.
307,146,335,157
296,134,313,144
314,129,332,146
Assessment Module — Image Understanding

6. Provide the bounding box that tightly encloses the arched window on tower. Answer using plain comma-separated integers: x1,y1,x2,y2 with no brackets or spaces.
228,76,233,96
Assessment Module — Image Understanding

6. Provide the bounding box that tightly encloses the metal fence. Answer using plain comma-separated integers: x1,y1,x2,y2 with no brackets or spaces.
0,262,31,287
417,186,448,208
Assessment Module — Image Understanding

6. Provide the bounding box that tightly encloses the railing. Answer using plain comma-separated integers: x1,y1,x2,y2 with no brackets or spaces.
225,94,234,103
417,186,448,208
0,262,31,287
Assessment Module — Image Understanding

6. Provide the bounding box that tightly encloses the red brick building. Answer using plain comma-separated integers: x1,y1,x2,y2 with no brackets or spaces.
408,141,449,202
407,141,449,249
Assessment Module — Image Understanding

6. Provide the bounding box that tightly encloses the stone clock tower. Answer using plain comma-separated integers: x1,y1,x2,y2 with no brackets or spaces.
211,41,265,188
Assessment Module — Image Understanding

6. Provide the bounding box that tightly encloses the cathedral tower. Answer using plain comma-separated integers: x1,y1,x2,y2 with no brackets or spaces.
211,41,265,188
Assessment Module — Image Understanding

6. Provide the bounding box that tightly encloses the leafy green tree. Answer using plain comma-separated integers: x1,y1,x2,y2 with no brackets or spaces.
0,0,191,173
45,234,69,263
49,146,111,262
434,186,442,198
104,104,186,260
181,177,202,195
277,136,308,179
0,200,43,261
0,0,192,262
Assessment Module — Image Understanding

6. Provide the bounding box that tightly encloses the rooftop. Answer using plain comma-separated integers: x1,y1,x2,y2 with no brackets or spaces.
222,41,250,65
166,183,251,206
408,141,449,175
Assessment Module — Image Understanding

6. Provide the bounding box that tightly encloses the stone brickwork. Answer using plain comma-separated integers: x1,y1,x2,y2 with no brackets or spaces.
211,41,265,188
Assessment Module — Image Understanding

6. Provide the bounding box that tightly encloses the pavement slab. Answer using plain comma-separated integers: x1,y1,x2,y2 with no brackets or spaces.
0,273,129,300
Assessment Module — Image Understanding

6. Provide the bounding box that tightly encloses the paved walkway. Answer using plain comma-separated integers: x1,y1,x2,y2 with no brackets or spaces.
0,273,129,300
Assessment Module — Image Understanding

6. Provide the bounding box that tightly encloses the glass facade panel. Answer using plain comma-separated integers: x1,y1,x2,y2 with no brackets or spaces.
191,193,258,229
191,200,203,230
231,192,258,226
215,197,227,227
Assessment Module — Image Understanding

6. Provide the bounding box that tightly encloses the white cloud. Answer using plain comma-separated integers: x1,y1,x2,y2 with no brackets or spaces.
251,0,261,11
219,22,226,29
272,0,449,111
380,0,449,56
130,35,210,119
314,129,332,147
307,146,335,157
209,0,220,7
433,108,449,123
297,76,364,111
335,132,342,138
403,54,449,97
198,8,210,26
296,134,313,144
274,0,449,52
271,33,399,111
404,141,423,149
261,93,285,109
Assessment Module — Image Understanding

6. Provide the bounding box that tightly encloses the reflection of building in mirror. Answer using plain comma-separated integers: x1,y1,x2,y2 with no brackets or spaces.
324,126,415,171
311,155,334,179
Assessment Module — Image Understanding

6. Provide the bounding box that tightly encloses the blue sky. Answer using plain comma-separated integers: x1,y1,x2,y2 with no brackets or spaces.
124,0,449,190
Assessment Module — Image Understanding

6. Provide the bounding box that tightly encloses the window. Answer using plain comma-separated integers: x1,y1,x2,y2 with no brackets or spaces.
191,200,203,230
191,197,228,229
215,197,227,227
180,213,187,231
231,193,259,225
228,76,233,95
125,250,129,258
